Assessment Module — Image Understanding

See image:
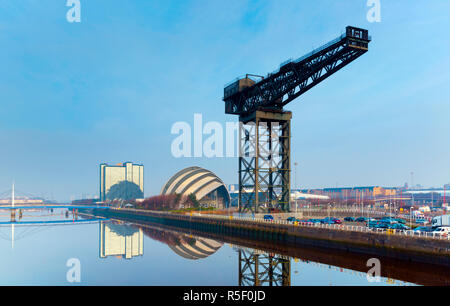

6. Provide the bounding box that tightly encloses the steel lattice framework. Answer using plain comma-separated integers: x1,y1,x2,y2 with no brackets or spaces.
238,249,291,286
239,111,291,212
224,26,370,213
224,26,371,116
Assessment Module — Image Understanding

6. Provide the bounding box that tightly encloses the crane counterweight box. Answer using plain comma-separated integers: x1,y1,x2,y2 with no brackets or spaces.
224,77,256,100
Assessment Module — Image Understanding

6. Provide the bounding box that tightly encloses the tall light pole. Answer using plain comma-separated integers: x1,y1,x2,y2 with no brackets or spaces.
294,162,298,216
12,181,15,209
11,181,15,249
361,190,364,219
410,209,412,229
444,185,446,206
389,193,392,223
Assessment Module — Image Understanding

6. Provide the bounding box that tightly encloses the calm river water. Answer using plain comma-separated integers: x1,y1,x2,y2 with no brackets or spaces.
0,209,445,286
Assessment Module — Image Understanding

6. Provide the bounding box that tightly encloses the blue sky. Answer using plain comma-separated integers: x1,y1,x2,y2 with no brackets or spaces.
0,0,449,201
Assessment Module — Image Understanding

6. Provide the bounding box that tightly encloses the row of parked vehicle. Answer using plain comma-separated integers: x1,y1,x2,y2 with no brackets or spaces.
284,216,342,225
264,215,343,224
366,218,411,230
345,216,410,230
264,214,449,237
357,217,449,236
344,216,376,223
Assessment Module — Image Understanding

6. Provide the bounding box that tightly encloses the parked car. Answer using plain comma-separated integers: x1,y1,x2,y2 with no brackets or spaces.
375,223,390,229
286,217,296,223
344,217,355,222
369,223,389,230
321,217,341,224
355,217,368,222
380,218,398,225
321,220,335,225
264,215,274,221
362,218,380,226
307,219,322,224
394,218,406,224
367,220,380,228
413,226,433,233
333,218,342,224
389,223,410,231
431,226,450,237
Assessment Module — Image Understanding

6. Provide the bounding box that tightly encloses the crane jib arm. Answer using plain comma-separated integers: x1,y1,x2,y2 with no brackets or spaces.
223,26,371,116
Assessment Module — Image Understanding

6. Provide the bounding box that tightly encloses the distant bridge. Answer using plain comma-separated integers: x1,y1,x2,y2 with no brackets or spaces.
0,205,110,210
0,184,111,248
0,218,107,226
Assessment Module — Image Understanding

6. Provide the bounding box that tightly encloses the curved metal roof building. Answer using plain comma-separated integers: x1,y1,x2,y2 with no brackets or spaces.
160,166,230,206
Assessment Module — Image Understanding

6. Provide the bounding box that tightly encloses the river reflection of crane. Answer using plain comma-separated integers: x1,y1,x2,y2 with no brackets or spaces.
238,248,291,286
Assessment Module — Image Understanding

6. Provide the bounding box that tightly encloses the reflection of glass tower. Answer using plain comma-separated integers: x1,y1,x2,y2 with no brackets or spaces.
100,222,144,259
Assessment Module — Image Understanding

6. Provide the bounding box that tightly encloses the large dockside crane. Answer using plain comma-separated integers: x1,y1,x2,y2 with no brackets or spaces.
223,26,371,213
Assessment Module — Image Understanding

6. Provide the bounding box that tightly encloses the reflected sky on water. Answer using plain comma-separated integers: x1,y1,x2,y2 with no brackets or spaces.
0,209,422,286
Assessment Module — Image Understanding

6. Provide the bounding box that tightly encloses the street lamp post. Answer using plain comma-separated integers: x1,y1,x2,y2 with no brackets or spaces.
294,162,298,191
389,194,392,223
410,209,412,228
294,162,298,217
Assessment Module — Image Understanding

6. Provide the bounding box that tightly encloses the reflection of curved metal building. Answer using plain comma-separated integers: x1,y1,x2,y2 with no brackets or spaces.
160,166,230,208
140,225,223,260
168,237,223,260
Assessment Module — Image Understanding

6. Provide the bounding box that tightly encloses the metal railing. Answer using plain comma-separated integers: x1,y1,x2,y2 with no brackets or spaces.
112,208,450,241
188,213,449,241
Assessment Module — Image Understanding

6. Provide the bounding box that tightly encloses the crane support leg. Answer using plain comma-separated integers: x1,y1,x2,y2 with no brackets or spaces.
239,110,292,213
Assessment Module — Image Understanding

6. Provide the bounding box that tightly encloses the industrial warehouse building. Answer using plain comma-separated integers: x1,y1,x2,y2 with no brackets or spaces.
160,166,230,209
301,186,397,201
100,162,144,201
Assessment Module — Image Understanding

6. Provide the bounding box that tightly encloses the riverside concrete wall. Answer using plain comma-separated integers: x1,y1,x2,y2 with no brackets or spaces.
90,208,450,267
